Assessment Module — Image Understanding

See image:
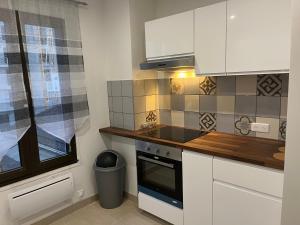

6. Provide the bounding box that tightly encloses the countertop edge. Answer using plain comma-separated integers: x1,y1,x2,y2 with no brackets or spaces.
99,127,284,171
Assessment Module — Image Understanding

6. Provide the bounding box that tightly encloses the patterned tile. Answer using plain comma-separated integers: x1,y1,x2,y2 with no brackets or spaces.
279,119,287,141
236,75,257,96
256,117,280,139
257,74,282,96
199,112,216,131
235,115,256,136
217,114,235,133
146,111,157,122
171,78,184,95
256,96,280,118
199,77,217,95
216,76,236,96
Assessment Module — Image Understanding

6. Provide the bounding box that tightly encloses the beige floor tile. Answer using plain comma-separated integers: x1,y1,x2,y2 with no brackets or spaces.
48,199,169,225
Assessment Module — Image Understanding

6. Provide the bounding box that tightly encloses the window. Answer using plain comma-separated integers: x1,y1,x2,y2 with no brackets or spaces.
0,9,80,187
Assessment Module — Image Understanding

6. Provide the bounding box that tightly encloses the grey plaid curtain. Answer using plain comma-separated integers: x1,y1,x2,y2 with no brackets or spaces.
12,0,89,143
0,6,31,161
13,0,90,143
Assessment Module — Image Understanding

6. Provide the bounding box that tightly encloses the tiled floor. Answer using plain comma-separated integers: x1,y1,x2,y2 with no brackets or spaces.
48,198,170,225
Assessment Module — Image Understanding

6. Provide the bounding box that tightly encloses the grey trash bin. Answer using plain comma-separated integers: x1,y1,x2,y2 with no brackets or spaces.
94,150,126,209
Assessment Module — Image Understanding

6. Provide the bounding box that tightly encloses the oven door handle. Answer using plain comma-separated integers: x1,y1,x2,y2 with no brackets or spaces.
138,156,174,168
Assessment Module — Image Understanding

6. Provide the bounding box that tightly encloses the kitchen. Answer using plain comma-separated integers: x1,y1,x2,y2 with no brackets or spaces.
0,0,299,225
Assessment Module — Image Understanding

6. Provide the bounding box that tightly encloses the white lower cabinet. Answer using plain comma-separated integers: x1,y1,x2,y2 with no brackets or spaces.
182,150,213,225
182,152,283,225
213,181,282,225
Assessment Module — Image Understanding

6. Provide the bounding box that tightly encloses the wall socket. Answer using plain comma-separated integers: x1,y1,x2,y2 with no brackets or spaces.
250,123,270,133
77,189,85,198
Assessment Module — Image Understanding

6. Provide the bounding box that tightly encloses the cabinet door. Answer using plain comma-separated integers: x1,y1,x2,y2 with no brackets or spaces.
145,11,194,59
213,181,282,225
183,151,213,225
195,2,227,75
226,0,291,74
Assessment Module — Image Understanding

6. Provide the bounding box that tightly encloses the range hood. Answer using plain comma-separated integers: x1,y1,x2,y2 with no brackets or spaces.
140,55,195,71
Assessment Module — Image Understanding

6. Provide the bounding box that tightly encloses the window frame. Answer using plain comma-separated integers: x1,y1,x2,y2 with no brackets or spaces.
0,10,78,188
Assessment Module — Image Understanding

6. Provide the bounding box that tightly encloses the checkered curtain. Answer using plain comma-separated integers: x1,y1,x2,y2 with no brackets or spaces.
12,0,89,143
0,5,31,161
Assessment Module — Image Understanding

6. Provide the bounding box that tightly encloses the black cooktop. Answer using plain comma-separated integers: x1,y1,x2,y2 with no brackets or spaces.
142,126,208,143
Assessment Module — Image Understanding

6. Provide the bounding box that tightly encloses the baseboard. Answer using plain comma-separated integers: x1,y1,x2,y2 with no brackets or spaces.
32,192,137,225
124,192,138,204
32,195,98,225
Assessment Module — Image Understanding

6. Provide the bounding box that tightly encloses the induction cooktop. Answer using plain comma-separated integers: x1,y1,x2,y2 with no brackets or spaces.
142,126,208,143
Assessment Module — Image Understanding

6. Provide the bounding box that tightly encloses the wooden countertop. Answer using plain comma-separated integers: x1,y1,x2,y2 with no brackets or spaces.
99,126,285,170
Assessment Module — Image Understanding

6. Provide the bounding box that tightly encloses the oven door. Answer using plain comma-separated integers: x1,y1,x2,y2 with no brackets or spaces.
137,151,182,208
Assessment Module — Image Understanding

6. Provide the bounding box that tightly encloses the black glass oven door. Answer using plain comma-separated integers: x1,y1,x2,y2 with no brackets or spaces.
137,152,182,202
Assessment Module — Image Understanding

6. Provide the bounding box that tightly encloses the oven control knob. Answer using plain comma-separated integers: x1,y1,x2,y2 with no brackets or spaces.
146,147,151,151
166,151,170,157
156,149,160,154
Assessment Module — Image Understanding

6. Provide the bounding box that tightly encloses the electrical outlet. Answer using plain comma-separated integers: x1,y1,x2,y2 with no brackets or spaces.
77,189,85,198
250,123,270,133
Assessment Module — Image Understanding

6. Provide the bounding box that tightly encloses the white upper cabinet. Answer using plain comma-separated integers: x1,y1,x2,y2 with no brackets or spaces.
145,11,194,60
226,0,291,74
195,2,227,75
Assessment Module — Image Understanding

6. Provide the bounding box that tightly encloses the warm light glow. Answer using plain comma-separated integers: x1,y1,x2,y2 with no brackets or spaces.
230,15,236,20
173,70,196,79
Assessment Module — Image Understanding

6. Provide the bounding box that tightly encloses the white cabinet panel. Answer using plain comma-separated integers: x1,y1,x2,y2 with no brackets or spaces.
138,192,183,225
226,0,291,74
145,11,194,59
183,150,213,225
213,157,284,198
213,181,282,225
195,2,227,75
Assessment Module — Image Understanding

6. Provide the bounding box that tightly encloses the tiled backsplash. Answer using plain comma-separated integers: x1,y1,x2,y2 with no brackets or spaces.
107,74,288,141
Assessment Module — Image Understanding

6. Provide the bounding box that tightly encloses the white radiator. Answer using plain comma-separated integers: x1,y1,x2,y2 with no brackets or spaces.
8,173,74,220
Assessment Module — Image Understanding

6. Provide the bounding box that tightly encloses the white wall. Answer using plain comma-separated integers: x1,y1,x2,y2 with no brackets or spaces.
129,0,157,80
154,0,224,18
111,136,137,195
0,0,111,224
281,0,300,224
102,0,133,81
